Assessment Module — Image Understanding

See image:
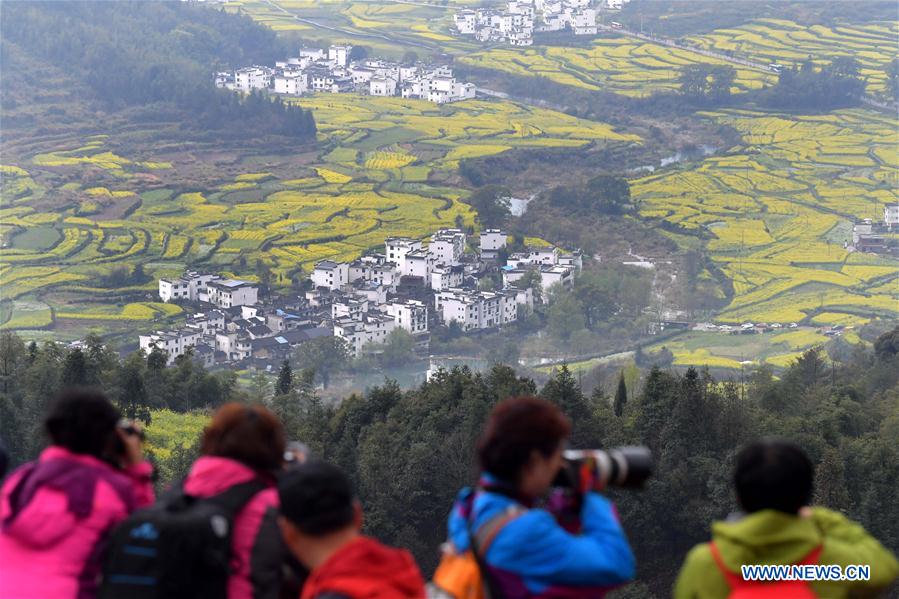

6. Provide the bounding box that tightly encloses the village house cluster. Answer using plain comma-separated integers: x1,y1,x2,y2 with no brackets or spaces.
140,229,581,368
452,0,617,45
849,204,899,255
215,45,476,104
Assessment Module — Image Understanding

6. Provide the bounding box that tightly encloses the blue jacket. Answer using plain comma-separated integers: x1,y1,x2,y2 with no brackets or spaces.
446,474,635,598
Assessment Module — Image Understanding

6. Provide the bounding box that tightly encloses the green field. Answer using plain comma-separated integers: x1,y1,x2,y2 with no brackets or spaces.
634,108,898,325
645,329,838,371
461,37,776,97
685,19,898,96
0,95,635,336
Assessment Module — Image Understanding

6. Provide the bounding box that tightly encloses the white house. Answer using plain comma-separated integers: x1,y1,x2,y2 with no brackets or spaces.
480,229,507,252
299,47,326,61
370,76,398,96
185,310,226,334
435,289,518,331
328,45,352,67
431,265,465,291
402,249,434,279
429,228,466,266
572,9,597,34
332,297,369,321
540,265,574,290
334,313,396,356
885,204,899,228
385,237,422,269
207,280,259,309
312,260,350,290
384,299,429,335
454,10,478,34
273,74,307,95
159,272,221,303
234,67,271,91
215,331,252,362
139,329,205,365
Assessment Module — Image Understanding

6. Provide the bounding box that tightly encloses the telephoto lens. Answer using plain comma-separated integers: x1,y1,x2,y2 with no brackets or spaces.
557,446,653,491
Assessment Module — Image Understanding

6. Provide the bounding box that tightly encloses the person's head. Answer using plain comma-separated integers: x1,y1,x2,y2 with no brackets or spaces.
477,396,571,499
277,461,362,569
201,403,286,474
45,387,121,459
735,439,814,515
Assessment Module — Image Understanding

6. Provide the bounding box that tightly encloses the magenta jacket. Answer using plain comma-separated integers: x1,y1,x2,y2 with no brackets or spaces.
182,456,286,599
0,446,154,599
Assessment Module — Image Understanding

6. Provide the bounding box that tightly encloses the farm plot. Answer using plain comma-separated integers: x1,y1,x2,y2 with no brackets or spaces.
460,37,776,97
223,0,473,56
633,108,899,325
3,95,630,336
685,19,898,96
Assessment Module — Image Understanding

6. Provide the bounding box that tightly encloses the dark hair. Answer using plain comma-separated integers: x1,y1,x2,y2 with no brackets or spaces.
278,461,355,536
201,403,286,473
477,396,571,482
45,388,121,458
735,439,814,515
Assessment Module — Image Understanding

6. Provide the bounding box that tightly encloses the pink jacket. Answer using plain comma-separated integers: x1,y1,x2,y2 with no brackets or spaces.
182,456,285,599
0,446,154,599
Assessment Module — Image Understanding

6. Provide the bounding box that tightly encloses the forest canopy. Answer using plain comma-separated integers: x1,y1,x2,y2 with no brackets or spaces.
0,1,315,139
1,327,897,595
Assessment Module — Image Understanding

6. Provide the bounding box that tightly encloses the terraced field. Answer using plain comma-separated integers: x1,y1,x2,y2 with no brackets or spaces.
634,108,899,326
0,96,636,336
460,38,777,97
645,329,839,371
685,19,898,96
223,0,475,56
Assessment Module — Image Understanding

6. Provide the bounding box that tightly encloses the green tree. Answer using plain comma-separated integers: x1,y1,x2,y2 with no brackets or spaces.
61,348,88,387
614,371,628,417
547,288,585,340
294,337,350,389
379,329,415,368
276,359,293,395
513,267,543,303
466,185,511,228
708,65,736,101
586,175,631,214
116,351,151,424
678,64,709,97
249,371,273,402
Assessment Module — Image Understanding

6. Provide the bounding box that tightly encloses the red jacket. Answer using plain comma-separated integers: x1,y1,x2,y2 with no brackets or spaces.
183,456,287,599
300,536,426,599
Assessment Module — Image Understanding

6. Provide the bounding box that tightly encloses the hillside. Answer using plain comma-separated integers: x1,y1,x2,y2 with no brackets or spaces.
1,0,896,371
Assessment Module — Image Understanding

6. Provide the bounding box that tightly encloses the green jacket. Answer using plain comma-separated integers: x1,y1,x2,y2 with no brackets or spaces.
675,508,899,598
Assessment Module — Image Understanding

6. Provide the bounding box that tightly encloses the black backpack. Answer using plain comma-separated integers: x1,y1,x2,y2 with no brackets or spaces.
99,479,267,599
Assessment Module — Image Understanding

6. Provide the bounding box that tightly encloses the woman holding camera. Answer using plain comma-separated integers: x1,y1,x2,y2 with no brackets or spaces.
0,388,154,599
443,397,635,598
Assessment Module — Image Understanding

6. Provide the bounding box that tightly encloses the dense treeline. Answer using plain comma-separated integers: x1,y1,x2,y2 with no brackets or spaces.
760,58,866,111
0,1,315,139
1,328,897,595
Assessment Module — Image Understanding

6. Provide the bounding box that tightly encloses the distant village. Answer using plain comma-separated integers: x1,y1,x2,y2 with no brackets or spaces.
850,204,899,255
215,45,476,104
452,0,630,46
140,229,582,369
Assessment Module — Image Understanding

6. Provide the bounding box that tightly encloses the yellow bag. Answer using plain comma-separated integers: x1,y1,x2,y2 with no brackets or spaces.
430,506,524,599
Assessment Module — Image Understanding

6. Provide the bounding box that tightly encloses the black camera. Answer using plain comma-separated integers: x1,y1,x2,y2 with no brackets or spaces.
554,446,653,491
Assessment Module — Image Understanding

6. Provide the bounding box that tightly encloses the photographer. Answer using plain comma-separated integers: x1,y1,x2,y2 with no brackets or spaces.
675,439,899,598
441,396,635,597
0,388,154,599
